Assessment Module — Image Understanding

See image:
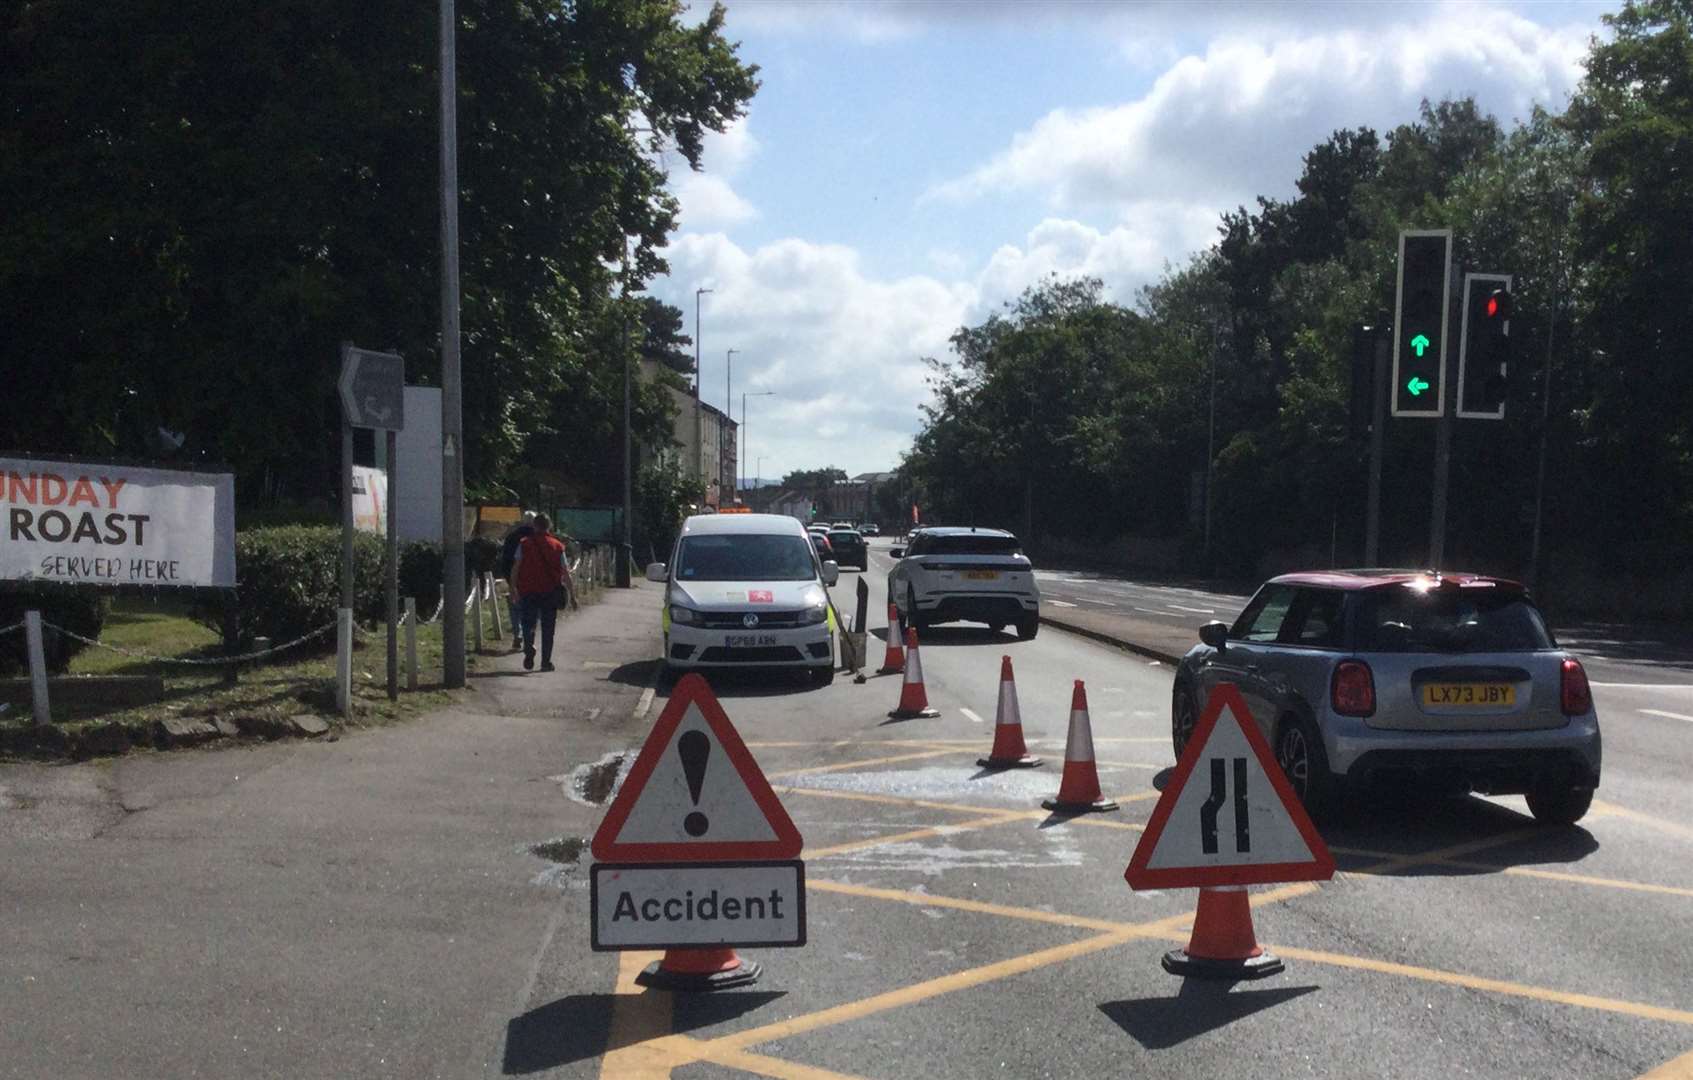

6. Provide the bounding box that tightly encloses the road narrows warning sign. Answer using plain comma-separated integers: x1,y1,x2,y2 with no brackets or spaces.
1126,682,1334,889
591,673,802,864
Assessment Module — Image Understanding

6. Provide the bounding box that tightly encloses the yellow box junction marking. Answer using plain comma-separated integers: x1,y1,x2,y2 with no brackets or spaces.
1638,1047,1693,1079
597,950,674,1080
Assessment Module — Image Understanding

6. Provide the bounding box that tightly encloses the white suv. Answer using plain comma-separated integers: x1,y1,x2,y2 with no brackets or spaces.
888,527,1039,639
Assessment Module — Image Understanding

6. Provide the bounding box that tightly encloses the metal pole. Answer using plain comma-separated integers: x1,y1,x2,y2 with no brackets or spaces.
336,607,353,718
620,261,634,587
1528,260,1562,591
439,0,466,688
741,391,745,495
24,610,49,727
386,430,398,701
725,348,738,499
1429,261,1457,569
1365,337,1388,566
340,359,354,613
1204,325,1217,559
694,288,711,499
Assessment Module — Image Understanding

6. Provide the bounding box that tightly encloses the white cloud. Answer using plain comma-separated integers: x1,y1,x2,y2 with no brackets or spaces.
930,6,1590,212
651,233,976,476
973,206,1217,310
668,118,761,231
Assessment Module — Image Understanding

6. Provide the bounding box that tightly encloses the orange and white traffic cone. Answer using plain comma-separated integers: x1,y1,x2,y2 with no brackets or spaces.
978,655,1041,769
1041,680,1118,813
878,603,906,675
1160,886,1283,979
635,946,763,991
887,628,940,719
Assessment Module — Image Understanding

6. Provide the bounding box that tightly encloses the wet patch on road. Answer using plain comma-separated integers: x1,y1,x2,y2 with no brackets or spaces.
822,834,1087,875
526,836,589,889
785,764,1138,805
557,751,630,806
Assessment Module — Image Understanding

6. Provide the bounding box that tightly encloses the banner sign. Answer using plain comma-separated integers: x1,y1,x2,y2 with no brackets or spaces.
352,466,388,536
0,456,236,588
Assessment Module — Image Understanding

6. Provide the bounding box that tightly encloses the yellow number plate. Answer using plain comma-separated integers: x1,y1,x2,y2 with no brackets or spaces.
963,570,1000,580
1422,683,1515,707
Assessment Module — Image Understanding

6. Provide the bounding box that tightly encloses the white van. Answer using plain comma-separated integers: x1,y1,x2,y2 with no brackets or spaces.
647,513,840,682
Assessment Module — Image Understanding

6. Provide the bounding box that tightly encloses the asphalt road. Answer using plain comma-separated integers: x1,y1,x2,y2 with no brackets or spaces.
2,539,1690,1079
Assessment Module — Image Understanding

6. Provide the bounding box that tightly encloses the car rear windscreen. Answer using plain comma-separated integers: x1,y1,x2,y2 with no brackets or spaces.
1353,588,1553,652
676,534,816,581
920,534,1021,556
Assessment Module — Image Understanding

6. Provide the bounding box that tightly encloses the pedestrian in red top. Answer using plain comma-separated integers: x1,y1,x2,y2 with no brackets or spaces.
512,513,573,671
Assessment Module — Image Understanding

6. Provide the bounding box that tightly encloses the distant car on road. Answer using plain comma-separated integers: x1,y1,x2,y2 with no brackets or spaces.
888,526,1039,639
1171,569,1601,825
809,531,834,560
859,523,880,537
826,528,867,571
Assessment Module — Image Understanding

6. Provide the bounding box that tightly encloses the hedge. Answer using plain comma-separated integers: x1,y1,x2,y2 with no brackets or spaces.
0,583,109,675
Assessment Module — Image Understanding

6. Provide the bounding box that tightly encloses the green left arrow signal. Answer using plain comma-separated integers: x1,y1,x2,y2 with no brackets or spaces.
1407,376,1430,397
1410,333,1430,357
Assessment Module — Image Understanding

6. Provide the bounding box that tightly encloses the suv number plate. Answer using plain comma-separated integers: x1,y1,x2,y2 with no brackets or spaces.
963,570,999,580
725,633,779,648
1421,683,1515,707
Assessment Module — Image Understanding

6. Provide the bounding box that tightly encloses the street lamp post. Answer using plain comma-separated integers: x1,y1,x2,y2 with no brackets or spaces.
725,348,739,499
741,390,774,493
693,288,712,501
439,0,466,687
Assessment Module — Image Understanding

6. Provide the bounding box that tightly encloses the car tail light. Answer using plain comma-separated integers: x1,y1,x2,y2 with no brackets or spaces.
1561,658,1592,715
1331,660,1375,717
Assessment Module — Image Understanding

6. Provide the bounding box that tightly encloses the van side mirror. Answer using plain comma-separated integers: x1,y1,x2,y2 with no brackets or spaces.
889,547,904,559
1199,621,1228,650
644,562,668,583
822,561,840,587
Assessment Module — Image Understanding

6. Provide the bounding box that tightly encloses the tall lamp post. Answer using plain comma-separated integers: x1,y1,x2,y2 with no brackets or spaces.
725,348,739,500
693,288,712,501
439,0,466,687
741,390,774,493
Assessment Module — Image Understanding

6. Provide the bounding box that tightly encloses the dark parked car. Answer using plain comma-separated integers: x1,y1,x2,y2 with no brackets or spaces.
1172,569,1601,825
826,529,867,570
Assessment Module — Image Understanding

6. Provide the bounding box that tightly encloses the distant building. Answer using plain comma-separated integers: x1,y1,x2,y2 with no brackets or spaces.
640,361,737,509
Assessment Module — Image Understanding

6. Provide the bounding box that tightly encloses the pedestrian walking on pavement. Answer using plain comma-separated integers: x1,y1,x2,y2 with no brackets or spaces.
512,513,573,671
499,511,536,651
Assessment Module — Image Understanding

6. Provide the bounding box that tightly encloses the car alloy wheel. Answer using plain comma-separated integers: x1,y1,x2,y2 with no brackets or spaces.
1172,689,1198,760
1277,723,1311,799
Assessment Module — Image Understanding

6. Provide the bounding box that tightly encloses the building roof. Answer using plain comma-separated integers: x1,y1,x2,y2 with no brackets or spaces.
850,471,896,483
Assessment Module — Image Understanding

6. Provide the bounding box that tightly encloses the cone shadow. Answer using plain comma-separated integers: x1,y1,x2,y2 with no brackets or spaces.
501,990,786,1074
1097,982,1319,1049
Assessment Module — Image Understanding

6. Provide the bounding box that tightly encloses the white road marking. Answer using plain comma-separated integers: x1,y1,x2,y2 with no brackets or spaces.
1132,607,1185,619
1146,660,1162,667
960,707,985,724
632,687,655,720
1639,708,1693,723
1079,597,1117,606
1165,604,1215,614
1048,600,1078,608
1591,682,1693,690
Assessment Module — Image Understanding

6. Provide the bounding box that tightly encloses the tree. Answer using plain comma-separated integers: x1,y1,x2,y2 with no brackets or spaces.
0,0,758,505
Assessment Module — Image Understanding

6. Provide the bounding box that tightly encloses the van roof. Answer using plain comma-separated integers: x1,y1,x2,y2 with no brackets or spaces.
681,513,808,537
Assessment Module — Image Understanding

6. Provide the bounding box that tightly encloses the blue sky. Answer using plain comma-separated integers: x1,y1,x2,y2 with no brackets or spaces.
646,0,1614,483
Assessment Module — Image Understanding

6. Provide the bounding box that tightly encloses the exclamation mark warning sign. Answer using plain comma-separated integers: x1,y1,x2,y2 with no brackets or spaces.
679,730,711,837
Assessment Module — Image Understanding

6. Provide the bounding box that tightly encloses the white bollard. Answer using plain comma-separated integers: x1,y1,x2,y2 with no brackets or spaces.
335,607,353,718
404,597,418,692
489,574,503,638
24,610,49,727
471,575,484,653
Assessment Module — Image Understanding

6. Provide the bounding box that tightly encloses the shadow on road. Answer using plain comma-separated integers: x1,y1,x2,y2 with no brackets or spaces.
1098,980,1319,1049
910,627,1018,647
502,990,785,1074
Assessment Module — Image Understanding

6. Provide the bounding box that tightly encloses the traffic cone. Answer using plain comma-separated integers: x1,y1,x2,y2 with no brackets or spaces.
1041,680,1118,813
877,603,906,674
1160,886,1284,979
635,946,763,991
887,628,940,719
978,655,1041,769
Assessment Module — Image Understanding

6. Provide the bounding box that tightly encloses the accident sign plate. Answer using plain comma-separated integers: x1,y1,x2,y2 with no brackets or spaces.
1125,682,1334,889
590,860,806,950
591,673,803,862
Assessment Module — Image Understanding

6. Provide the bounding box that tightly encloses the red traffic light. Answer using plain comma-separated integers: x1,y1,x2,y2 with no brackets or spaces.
1485,288,1513,320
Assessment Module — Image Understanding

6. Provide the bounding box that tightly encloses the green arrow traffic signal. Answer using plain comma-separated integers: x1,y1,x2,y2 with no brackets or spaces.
1407,376,1430,396
1410,333,1430,357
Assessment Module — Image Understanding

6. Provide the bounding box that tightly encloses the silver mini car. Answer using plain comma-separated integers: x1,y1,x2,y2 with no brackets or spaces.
1172,570,1601,825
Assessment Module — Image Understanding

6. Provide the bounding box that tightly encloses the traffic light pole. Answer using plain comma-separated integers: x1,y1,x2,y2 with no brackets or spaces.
1364,337,1387,566
1427,257,1460,570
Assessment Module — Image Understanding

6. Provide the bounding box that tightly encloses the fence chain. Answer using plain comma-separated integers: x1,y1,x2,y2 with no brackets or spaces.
0,621,25,639
40,619,339,666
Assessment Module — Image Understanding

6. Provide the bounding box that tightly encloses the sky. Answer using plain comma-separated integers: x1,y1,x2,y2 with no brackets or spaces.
643,0,1613,484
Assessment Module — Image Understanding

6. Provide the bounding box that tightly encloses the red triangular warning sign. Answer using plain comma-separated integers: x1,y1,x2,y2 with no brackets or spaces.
591,673,803,862
1125,682,1334,889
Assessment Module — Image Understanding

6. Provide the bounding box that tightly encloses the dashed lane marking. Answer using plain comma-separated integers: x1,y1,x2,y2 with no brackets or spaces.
1641,708,1693,723
959,707,985,724
632,688,655,721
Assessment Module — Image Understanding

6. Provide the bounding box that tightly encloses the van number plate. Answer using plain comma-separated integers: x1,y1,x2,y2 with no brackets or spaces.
725,634,779,648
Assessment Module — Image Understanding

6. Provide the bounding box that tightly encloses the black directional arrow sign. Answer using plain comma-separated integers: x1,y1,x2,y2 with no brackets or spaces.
338,345,406,431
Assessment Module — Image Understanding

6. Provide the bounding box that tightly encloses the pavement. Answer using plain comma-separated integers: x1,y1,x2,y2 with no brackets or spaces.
4,542,1692,1078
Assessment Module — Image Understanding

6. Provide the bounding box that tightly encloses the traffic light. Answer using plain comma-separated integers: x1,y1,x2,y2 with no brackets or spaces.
1457,273,1513,419
1391,229,1453,418
1348,324,1380,438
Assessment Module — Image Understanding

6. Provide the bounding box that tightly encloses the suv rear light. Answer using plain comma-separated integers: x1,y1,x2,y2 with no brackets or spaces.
1560,658,1592,715
1332,660,1375,717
